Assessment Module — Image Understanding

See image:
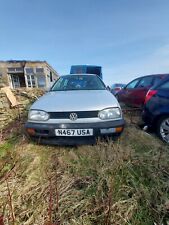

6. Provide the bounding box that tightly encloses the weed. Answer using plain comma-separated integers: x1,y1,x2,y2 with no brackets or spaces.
0,123,169,224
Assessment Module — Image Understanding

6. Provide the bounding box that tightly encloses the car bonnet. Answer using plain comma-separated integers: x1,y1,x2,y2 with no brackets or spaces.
30,90,120,112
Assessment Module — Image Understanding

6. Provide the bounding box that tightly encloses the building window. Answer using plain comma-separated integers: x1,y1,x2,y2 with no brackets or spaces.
25,68,34,74
8,67,23,73
36,68,44,73
10,75,20,88
16,67,23,72
26,75,36,88
50,71,53,82
8,68,14,72
37,75,46,88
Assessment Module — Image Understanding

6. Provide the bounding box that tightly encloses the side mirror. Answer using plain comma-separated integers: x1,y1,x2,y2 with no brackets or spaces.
107,86,111,91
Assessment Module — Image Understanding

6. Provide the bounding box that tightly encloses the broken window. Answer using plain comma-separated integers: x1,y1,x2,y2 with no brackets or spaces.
36,68,44,73
8,67,23,73
25,68,34,74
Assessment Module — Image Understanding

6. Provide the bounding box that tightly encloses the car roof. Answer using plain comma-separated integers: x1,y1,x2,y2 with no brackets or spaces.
134,73,169,79
127,74,169,84
71,65,101,68
60,74,98,77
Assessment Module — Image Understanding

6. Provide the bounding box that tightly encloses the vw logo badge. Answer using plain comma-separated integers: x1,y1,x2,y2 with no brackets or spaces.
69,113,78,121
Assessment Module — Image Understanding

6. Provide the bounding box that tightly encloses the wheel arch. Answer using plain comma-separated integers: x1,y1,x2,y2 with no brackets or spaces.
153,113,169,129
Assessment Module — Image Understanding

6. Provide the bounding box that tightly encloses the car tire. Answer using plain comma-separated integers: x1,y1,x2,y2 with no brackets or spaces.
156,115,169,143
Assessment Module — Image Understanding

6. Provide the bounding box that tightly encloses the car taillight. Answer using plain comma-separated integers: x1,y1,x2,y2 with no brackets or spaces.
115,87,121,91
144,90,157,104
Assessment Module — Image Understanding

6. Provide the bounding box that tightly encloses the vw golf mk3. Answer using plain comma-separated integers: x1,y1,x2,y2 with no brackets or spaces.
25,74,125,145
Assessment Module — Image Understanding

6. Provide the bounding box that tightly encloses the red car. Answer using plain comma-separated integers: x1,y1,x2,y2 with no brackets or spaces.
116,74,169,108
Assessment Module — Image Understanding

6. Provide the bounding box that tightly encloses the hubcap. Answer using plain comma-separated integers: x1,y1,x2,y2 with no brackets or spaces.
160,118,169,142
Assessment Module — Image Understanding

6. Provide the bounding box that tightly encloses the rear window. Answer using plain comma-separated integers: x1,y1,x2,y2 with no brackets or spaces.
158,80,169,89
153,75,168,86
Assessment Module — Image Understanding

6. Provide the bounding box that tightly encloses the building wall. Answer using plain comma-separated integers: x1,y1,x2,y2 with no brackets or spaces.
0,61,59,89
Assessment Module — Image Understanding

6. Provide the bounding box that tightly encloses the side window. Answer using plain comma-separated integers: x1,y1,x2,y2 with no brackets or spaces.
52,77,68,90
154,77,162,86
153,75,167,86
137,76,153,88
126,78,140,89
159,81,169,89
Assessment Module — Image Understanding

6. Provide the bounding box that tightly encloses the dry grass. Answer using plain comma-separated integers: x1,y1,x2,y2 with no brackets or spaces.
0,123,169,225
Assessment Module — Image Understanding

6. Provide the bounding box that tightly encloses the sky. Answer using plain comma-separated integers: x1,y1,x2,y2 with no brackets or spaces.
0,0,169,85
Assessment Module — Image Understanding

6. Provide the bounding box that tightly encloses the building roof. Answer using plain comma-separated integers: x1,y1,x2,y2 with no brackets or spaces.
0,60,46,63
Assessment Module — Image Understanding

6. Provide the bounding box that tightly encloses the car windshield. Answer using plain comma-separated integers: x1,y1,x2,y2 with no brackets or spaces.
51,75,106,91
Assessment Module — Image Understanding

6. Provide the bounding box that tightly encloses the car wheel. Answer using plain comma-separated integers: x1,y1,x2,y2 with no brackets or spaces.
157,116,169,143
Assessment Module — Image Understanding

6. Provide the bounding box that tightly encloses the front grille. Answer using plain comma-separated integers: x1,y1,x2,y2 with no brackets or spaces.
49,111,99,119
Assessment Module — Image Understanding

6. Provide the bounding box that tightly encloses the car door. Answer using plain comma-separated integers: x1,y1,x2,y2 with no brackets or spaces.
156,80,169,109
132,76,153,107
117,78,141,106
146,79,169,116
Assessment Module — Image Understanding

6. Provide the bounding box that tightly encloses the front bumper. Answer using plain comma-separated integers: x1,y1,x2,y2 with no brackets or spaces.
25,119,125,145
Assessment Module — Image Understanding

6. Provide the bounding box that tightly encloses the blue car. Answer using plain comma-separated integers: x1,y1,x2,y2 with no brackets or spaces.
142,76,169,143
70,65,103,79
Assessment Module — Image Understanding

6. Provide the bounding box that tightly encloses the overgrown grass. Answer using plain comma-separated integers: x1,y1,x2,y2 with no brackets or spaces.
0,125,169,225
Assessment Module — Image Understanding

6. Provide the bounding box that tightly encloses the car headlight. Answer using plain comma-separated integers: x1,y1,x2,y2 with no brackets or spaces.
98,107,121,120
28,110,49,121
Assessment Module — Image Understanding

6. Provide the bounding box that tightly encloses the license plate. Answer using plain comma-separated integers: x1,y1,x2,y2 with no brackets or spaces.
55,129,93,136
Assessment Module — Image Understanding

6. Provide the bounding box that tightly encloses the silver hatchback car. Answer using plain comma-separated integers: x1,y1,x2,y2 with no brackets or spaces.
25,74,125,145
